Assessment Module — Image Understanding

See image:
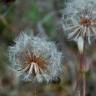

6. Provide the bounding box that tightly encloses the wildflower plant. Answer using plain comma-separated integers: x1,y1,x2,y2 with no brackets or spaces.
62,0,96,96
8,32,62,83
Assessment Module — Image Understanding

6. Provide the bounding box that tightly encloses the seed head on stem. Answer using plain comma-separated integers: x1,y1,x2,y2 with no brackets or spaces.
9,32,63,83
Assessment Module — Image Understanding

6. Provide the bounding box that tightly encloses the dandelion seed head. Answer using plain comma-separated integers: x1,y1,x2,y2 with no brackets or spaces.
62,0,96,44
9,32,62,83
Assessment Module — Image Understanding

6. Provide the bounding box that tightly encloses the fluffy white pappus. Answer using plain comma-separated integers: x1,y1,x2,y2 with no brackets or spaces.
62,0,96,45
65,0,96,11
8,32,63,83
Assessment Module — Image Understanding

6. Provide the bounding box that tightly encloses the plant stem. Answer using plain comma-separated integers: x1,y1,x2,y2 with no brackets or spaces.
80,53,86,96
34,83,37,96
82,72,86,96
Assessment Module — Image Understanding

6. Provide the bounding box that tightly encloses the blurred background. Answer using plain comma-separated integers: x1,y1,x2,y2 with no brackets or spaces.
0,0,96,96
